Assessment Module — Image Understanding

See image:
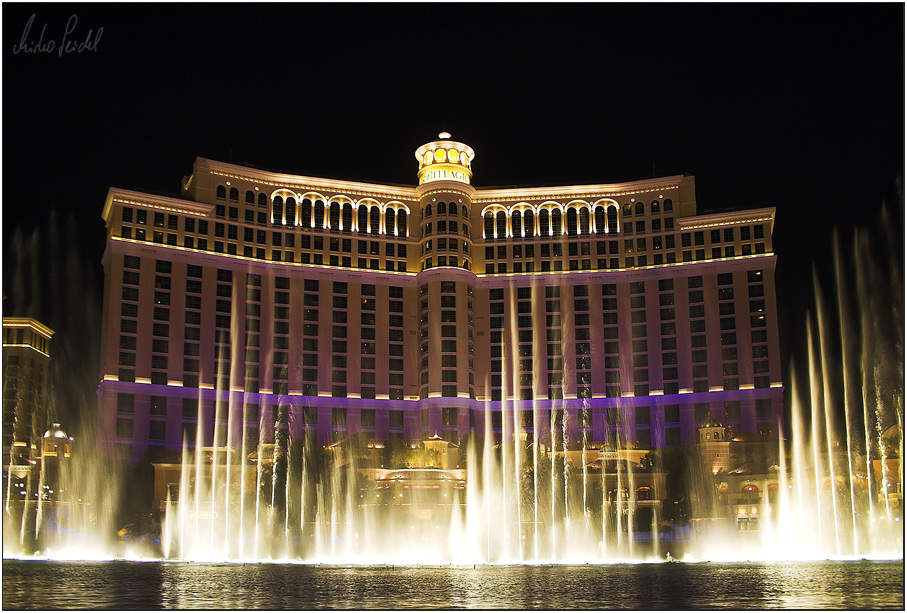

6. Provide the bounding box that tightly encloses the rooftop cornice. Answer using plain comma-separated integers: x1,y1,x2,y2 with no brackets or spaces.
2,317,54,338
199,160,690,205
200,159,419,201
102,188,214,221
677,207,776,229
471,175,688,203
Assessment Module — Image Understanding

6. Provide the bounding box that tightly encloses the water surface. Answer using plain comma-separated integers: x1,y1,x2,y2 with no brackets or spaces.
3,559,903,609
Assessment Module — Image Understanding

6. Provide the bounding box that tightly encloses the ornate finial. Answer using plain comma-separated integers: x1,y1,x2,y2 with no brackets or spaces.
438,132,451,140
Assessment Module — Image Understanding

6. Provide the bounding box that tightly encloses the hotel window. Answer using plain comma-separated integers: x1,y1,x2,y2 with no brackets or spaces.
331,408,347,427
116,418,133,440
142,395,166,418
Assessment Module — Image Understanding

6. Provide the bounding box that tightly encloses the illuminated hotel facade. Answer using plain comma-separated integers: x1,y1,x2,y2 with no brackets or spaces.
97,134,783,462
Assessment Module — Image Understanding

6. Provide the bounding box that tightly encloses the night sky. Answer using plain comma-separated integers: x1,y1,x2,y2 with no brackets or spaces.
2,4,903,434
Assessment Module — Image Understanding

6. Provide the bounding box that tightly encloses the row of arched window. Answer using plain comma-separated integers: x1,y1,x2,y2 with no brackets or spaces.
215,185,409,236
423,201,469,219
217,185,269,207
622,199,674,217
483,204,620,239
419,148,471,168
276,198,409,236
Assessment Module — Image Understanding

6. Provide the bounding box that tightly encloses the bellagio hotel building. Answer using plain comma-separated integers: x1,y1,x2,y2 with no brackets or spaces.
98,134,783,462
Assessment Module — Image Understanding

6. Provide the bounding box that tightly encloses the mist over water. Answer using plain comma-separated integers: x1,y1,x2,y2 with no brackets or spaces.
3,212,102,437
3,212,126,557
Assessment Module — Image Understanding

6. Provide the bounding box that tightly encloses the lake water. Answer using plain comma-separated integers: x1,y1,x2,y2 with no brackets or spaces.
2,559,903,609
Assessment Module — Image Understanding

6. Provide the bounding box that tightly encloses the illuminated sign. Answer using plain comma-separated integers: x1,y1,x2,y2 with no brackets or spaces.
420,164,470,185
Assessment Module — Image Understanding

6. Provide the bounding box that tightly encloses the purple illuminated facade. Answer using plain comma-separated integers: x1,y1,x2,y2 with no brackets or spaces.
97,135,783,462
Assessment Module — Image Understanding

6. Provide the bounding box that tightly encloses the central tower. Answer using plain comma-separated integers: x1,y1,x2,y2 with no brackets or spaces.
414,134,478,430
414,132,476,272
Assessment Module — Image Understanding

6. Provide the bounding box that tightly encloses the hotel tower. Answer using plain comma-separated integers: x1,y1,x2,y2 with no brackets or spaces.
98,134,782,463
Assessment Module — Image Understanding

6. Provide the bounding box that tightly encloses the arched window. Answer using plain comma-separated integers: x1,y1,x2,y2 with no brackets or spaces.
258,193,267,208
635,202,644,216
462,205,469,219
524,210,534,237
512,210,522,238
664,198,674,213
594,206,606,234
329,203,341,231
272,196,284,224
743,485,759,500
285,198,296,226
358,205,368,233
300,199,312,226
565,208,578,235
370,206,380,235
579,208,590,235
424,203,432,217
539,210,550,236
342,203,353,232
245,190,255,205
607,207,619,234
216,185,226,200
397,210,407,236
385,208,396,236
551,209,562,235
651,200,660,215
623,203,632,217
437,201,447,215
609,488,630,502
636,486,652,501
495,212,506,238
484,213,494,238
313,200,325,227
229,187,239,202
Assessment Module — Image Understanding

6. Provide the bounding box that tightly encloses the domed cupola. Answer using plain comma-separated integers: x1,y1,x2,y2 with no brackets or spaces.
698,416,725,442
43,423,69,439
415,132,475,187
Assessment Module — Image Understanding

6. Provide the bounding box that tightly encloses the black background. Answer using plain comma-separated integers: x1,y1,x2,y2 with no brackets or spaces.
2,4,903,433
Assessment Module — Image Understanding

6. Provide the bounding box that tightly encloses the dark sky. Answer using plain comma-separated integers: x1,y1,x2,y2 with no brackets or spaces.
2,4,903,432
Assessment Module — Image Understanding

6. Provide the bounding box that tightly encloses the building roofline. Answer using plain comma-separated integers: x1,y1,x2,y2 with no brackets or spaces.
199,158,420,201
102,187,215,221
677,207,776,230
472,175,690,203
2,317,54,338
195,159,692,205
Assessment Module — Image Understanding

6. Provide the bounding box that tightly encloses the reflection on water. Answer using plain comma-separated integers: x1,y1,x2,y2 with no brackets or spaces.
3,560,904,609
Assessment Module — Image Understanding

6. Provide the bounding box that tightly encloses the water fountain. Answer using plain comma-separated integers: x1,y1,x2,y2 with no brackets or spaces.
150,207,901,564
3,206,902,567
